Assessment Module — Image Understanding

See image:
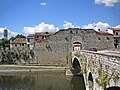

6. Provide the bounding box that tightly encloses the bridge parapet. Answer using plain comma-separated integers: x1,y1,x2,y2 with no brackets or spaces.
70,50,120,90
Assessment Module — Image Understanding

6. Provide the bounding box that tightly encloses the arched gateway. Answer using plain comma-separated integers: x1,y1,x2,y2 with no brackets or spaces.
72,36,83,51
73,42,82,51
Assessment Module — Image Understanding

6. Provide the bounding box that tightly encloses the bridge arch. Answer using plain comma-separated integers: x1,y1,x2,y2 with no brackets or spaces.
72,56,82,74
72,56,82,67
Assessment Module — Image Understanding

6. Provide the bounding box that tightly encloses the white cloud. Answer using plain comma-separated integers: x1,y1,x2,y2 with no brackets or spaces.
82,22,110,31
108,24,120,34
82,24,95,29
95,0,120,7
115,25,120,28
63,21,80,29
40,3,47,6
23,22,59,34
0,27,19,39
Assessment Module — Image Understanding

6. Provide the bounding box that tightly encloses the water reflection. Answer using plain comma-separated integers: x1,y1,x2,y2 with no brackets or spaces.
0,72,85,90
71,75,85,90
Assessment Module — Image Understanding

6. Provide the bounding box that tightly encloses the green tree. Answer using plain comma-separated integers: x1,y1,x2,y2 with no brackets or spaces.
0,38,9,50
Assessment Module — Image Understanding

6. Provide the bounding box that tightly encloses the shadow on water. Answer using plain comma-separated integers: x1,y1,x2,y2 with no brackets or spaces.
70,75,86,90
0,72,86,90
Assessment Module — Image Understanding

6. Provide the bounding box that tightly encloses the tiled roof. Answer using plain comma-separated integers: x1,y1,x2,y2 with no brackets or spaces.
35,32,54,36
27,34,34,39
11,38,26,44
113,36,120,38
96,31,112,35
110,28,120,31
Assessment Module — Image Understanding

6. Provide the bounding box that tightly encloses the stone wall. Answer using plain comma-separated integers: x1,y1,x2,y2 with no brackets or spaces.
0,48,35,64
34,28,115,66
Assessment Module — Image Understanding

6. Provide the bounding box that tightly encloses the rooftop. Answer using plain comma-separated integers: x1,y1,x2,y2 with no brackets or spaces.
96,31,112,35
113,36,120,38
110,28,120,31
35,32,54,36
11,38,26,44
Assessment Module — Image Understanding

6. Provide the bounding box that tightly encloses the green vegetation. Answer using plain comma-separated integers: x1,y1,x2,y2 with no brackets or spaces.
0,34,26,49
0,39,9,50
66,52,72,68
113,73,119,80
0,49,35,65
74,53,80,57
95,73,110,86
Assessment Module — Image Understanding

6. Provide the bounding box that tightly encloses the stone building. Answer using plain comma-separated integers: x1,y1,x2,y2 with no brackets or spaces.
27,34,35,49
10,38,27,49
108,28,120,48
34,32,54,42
34,28,114,66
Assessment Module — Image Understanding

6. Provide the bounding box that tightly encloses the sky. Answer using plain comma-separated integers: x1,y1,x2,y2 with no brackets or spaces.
0,0,120,38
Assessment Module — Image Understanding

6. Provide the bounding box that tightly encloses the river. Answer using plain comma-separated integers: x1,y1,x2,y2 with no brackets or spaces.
0,72,85,90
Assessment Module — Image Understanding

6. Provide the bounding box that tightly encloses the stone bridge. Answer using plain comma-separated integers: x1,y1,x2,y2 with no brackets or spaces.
66,50,120,90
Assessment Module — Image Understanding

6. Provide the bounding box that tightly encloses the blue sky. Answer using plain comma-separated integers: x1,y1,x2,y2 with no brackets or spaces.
0,0,120,38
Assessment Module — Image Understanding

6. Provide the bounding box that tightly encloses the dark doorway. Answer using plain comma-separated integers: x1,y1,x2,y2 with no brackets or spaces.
72,58,81,74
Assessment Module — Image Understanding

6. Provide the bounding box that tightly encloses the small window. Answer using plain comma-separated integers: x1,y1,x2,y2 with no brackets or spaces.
116,32,118,35
42,36,44,39
15,44,17,46
28,39,30,42
22,44,24,46
106,37,110,40
28,44,30,47
98,29,100,31
45,32,49,34
76,30,78,34
98,37,101,40
70,30,73,34
37,36,39,38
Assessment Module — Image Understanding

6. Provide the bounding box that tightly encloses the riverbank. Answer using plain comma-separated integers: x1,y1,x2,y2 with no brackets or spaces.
0,65,67,74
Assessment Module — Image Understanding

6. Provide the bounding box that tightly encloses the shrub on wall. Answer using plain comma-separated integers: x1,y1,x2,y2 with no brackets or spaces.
66,52,72,68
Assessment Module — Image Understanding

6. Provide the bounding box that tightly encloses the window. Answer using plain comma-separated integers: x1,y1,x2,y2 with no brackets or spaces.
98,37,101,40
45,32,49,34
116,32,118,35
15,44,17,46
28,44,30,47
37,36,39,38
28,39,30,42
76,30,78,34
42,36,44,39
22,44,24,46
106,37,110,40
70,30,73,34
